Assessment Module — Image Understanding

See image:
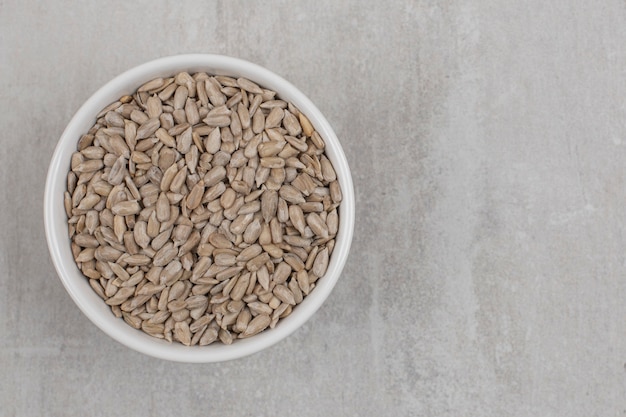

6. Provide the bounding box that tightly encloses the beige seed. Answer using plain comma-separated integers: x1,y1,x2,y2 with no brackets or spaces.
255,166,270,187
300,202,324,213
206,77,226,106
255,266,270,291
220,188,237,209
265,107,285,129
246,252,270,272
146,96,163,119
77,194,101,211
178,230,201,256
279,184,305,204
261,190,278,224
282,235,311,248
247,301,272,316
168,281,186,302
169,165,187,193
146,211,160,238
125,254,151,266
76,245,97,264
230,213,254,235
204,127,221,154
94,245,122,262
184,98,200,125
64,192,72,217
252,107,265,133
172,224,192,246
190,315,213,333
312,247,329,277
234,308,252,333
105,287,135,306
111,200,141,216
191,256,212,282
273,285,296,305
186,180,205,210
306,212,329,238
176,126,193,154
136,118,160,140
289,205,306,235
236,244,263,262
236,77,263,94
282,110,302,136
112,215,125,242
214,252,237,266
138,77,165,92
258,140,286,158
199,326,219,345
291,172,317,196
208,232,232,249
262,244,283,259
122,312,142,330
174,321,192,346
309,130,324,149
273,262,292,285
142,321,165,338
244,134,262,159
296,269,310,295
283,253,305,272
288,278,304,304
330,180,342,203
229,272,250,301
204,182,226,202
204,165,226,187
258,223,272,246
218,328,233,345
121,270,145,287
243,217,262,244
320,155,337,182
155,127,176,148
81,146,105,160
269,217,283,244
74,159,103,173
160,163,178,192
305,245,319,270
196,243,214,257
298,112,314,137
216,266,244,281
173,85,188,109
161,260,183,286
277,197,289,223
153,242,178,267
239,314,271,338
327,208,338,236
260,157,285,169
156,192,170,222
203,106,231,127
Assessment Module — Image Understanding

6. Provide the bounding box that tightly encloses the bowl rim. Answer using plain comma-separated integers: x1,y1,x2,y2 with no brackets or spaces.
44,53,355,362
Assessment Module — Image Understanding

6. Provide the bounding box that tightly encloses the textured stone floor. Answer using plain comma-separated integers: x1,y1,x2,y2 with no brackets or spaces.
2,1,626,415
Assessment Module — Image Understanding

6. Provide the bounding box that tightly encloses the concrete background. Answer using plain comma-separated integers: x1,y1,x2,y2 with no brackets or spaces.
2,1,626,415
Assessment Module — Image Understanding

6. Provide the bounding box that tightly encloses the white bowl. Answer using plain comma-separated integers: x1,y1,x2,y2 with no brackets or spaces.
44,54,355,363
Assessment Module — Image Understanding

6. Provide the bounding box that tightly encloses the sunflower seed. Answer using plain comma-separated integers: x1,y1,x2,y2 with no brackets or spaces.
174,321,192,346
239,314,270,338
306,212,329,238
69,71,342,344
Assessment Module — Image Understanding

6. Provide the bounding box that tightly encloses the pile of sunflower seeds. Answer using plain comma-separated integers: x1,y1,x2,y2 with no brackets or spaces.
65,72,341,345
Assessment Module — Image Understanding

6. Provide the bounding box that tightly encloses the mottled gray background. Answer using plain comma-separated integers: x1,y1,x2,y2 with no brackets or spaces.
2,1,626,416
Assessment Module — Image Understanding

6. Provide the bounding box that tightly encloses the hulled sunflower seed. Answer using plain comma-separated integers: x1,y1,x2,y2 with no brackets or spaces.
68,71,342,344
239,313,271,338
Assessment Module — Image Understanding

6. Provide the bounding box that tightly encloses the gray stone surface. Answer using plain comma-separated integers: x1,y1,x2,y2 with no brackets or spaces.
2,0,626,415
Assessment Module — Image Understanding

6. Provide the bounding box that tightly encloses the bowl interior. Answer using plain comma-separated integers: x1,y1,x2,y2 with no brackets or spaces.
44,54,354,362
